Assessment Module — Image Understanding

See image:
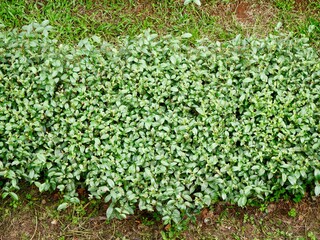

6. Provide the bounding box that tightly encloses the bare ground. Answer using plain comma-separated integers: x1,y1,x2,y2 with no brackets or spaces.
0,186,319,239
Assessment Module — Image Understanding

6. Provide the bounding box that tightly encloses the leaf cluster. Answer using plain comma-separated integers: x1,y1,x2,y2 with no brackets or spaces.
0,22,320,224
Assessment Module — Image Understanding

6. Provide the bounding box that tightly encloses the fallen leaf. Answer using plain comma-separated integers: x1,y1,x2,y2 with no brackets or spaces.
51,219,58,225
164,224,171,231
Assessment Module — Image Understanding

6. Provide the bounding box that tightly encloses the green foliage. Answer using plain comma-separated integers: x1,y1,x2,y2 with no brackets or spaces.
0,22,320,224
288,208,297,218
274,0,295,11
161,218,190,240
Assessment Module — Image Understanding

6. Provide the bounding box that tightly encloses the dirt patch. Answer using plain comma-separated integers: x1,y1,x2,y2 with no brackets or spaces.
194,197,320,239
235,1,252,23
1,186,320,240
294,0,310,11
204,0,280,39
234,1,280,26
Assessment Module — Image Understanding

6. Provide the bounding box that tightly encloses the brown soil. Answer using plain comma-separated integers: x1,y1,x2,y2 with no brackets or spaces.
235,1,252,22
1,187,319,239
295,0,310,11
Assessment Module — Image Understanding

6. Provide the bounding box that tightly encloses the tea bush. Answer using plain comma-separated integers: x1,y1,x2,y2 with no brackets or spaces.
0,21,320,224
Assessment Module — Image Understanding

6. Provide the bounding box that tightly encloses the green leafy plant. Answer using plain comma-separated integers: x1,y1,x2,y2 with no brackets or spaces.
307,231,317,240
288,208,297,218
0,21,320,225
161,218,190,240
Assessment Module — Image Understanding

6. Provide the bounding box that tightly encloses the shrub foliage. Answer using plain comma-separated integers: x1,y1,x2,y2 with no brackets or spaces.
0,22,320,223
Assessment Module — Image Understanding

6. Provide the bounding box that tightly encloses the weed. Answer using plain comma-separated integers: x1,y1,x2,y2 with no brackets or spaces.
276,229,293,238
216,209,229,224
259,204,268,213
307,231,317,240
293,194,304,203
288,208,297,218
9,200,21,209
26,193,32,200
232,234,241,240
141,217,155,226
274,0,295,11
152,212,162,222
243,214,255,224
243,213,249,223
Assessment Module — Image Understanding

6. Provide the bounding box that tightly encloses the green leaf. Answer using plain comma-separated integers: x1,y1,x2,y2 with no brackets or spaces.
258,168,265,176
106,205,114,219
288,176,296,185
221,193,227,200
315,185,320,196
238,196,247,207
282,173,287,185
171,86,179,92
275,22,283,31
57,203,68,211
181,33,192,38
203,195,211,206
2,192,9,199
107,179,115,188
37,153,46,162
92,35,101,43
41,20,50,27
101,134,109,140
172,209,181,223
170,56,177,65
94,138,101,148
9,192,19,201
193,0,201,6
243,78,253,83
182,194,192,202
260,73,268,81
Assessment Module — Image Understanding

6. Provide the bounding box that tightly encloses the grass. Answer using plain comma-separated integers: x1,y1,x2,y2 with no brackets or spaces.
0,0,319,45
1,0,320,239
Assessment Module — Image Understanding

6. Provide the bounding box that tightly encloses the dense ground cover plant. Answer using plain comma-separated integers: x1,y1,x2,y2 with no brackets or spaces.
0,21,320,224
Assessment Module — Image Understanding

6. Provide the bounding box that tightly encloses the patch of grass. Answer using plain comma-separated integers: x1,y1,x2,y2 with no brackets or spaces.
0,0,319,44
0,0,218,42
274,0,295,11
